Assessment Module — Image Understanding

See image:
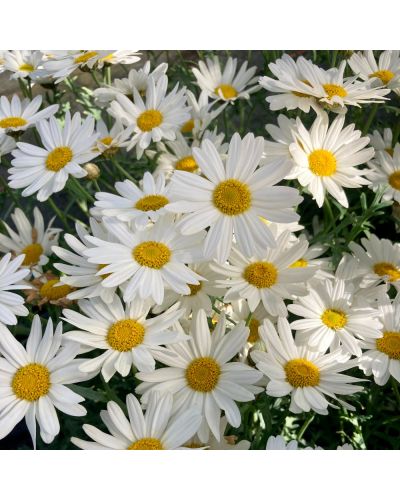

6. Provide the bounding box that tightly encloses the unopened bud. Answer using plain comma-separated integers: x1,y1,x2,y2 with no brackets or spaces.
84,162,100,180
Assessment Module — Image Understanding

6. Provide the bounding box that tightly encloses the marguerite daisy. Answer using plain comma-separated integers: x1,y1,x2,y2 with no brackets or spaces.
0,134,16,158
182,90,227,137
136,310,263,442
366,145,400,203
263,114,297,164
3,50,47,81
0,95,57,135
62,296,186,380
289,112,373,208
93,118,131,158
167,132,302,263
348,50,400,93
368,128,394,155
251,317,365,414
0,253,30,325
71,392,201,450
9,111,100,201
266,435,299,450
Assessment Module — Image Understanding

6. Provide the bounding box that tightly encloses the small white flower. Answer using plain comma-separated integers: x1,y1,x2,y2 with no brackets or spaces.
0,253,30,325
366,144,400,203
3,50,48,81
0,95,57,135
349,50,400,93
181,90,227,137
93,118,132,157
266,435,298,450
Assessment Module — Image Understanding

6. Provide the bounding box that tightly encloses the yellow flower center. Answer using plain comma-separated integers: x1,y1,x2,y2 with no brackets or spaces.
215,84,238,100
40,279,72,300
128,438,164,450
308,149,337,176
0,116,27,129
97,263,112,280
12,363,50,401
373,262,400,282
213,179,251,216
74,51,98,64
21,243,43,266
46,146,73,172
243,262,278,288
290,258,308,268
248,318,260,343
369,70,394,85
385,147,394,156
376,331,400,360
188,282,202,296
19,63,34,72
133,241,171,269
100,136,119,157
186,357,221,392
389,172,400,190
137,109,163,132
181,119,194,133
175,155,198,173
292,80,312,98
106,319,145,352
321,308,348,330
135,195,169,212
323,83,348,99
285,358,320,388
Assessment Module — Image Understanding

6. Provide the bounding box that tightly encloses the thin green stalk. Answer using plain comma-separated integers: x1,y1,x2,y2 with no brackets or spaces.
47,196,72,232
391,378,400,410
362,104,378,135
297,413,315,441
110,157,136,183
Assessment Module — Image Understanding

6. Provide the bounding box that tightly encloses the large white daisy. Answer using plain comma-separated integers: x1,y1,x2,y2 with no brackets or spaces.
62,296,186,380
167,132,302,263
9,111,100,201
0,95,57,135
251,317,365,414
3,50,47,81
71,392,201,450
136,310,263,442
289,112,373,208
0,253,30,325
348,50,400,93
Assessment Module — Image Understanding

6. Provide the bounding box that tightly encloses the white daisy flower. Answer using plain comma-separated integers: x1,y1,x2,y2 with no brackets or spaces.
3,50,48,81
93,118,132,157
0,95,57,135
192,56,260,102
289,112,373,208
151,262,226,318
348,50,400,93
52,218,119,303
288,236,333,281
359,295,400,385
211,231,315,316
368,128,394,154
266,435,299,450
83,215,205,304
251,317,365,415
155,131,227,179
259,54,319,112
181,90,227,137
0,134,16,159
9,111,100,201
167,132,302,263
71,392,201,450
136,310,263,442
0,315,92,447
62,295,186,380
0,207,60,270
0,253,30,325
93,61,168,107
108,74,190,158
347,234,400,291
92,171,172,229
263,114,297,165
288,279,382,356
186,416,250,450
365,145,400,203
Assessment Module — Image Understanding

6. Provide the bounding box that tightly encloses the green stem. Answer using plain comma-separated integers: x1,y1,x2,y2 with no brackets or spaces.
362,104,378,135
47,196,72,232
110,158,136,183
297,413,315,441
391,378,400,410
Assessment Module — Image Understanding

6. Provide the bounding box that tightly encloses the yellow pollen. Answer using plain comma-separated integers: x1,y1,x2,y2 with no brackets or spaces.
373,262,400,282
181,119,194,133
46,146,73,172
292,80,312,98
290,258,308,268
369,70,394,85
0,116,27,129
74,51,98,64
101,136,113,146
385,147,394,156
248,318,260,343
12,363,50,401
40,279,72,300
321,308,348,330
213,178,251,216
19,63,34,72
97,263,112,280
100,53,114,63
21,243,43,266
243,262,278,289
308,149,337,176
323,83,348,99
285,358,320,388
376,331,400,360
133,241,171,269
128,438,164,450
100,136,119,157
135,194,169,212
186,357,221,392
137,109,163,132
175,155,198,173
389,171,400,190
106,319,145,352
188,282,202,296
215,84,238,100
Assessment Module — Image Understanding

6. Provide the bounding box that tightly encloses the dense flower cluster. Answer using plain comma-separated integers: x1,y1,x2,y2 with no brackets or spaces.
0,50,399,450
